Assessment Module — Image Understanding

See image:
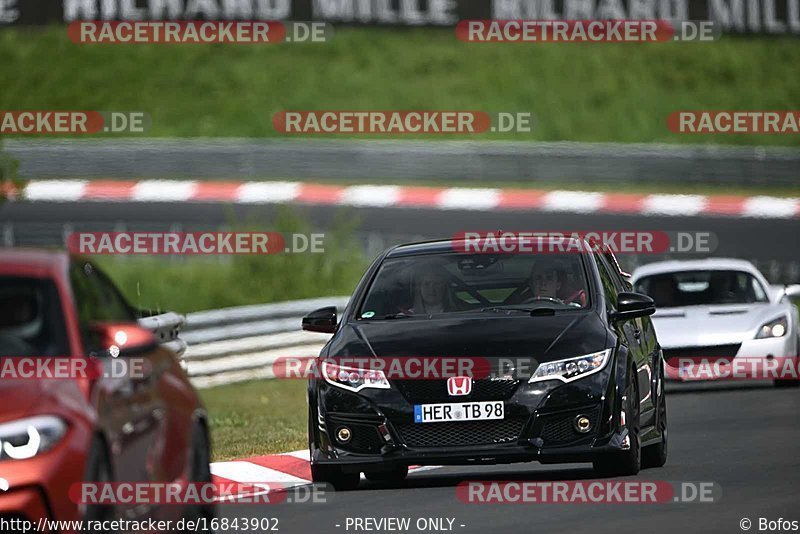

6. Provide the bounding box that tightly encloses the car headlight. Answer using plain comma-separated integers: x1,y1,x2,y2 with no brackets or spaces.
0,416,67,461
528,349,612,383
756,316,788,339
321,361,390,392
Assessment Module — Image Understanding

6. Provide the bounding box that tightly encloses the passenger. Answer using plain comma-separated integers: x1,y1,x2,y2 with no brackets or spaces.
406,265,466,314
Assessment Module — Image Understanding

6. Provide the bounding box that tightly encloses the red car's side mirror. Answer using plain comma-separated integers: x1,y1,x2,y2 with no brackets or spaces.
86,322,158,358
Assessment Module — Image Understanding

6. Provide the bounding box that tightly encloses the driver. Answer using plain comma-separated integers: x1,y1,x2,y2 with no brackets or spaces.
516,257,586,306
558,261,588,306
530,270,561,300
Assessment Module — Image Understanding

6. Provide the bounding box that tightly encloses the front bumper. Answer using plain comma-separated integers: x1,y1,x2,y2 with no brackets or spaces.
664,335,798,382
0,422,90,531
310,364,624,469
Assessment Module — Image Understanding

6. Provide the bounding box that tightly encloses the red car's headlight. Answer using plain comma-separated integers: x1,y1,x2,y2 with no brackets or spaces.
0,415,67,461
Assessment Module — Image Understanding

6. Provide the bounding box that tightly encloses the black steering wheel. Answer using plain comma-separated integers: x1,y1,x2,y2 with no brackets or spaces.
520,296,565,306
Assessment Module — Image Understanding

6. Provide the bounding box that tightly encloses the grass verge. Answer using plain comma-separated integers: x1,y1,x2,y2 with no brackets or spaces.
95,208,370,313
1,27,799,145
200,379,308,461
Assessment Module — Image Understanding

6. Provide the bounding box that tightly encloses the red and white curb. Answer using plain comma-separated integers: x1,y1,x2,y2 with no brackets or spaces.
210,449,440,500
16,179,800,218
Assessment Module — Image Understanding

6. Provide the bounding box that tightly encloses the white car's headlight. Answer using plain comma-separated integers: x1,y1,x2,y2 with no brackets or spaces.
528,349,612,383
0,416,67,461
756,316,788,339
321,361,390,392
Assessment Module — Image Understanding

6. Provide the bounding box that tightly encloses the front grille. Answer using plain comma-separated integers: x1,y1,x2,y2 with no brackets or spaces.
663,344,741,366
394,378,520,403
539,406,602,446
395,416,527,448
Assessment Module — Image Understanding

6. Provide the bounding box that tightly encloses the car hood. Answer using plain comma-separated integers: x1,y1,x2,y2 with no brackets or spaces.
330,312,608,363
651,303,784,348
0,378,84,423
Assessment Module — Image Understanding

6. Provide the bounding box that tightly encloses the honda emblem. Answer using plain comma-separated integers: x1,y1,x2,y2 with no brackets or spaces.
447,376,472,396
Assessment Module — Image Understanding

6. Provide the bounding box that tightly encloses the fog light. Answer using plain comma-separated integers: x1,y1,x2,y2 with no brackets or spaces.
574,415,592,434
336,427,352,443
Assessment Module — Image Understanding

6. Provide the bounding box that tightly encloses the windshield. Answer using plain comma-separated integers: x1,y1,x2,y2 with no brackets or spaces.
358,252,590,319
0,277,70,357
634,270,769,308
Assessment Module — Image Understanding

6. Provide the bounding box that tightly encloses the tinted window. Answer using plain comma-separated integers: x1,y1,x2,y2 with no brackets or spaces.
0,277,70,357
70,261,134,325
359,252,590,319
594,254,619,310
634,270,769,308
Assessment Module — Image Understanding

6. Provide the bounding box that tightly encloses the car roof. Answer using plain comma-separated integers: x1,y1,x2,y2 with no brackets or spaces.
0,248,73,276
387,240,462,257
385,236,588,258
631,258,759,281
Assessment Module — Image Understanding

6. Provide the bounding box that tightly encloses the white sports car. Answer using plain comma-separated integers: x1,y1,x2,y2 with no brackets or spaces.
631,259,800,387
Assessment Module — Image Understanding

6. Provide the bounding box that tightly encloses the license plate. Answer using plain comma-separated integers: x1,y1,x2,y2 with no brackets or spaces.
413,401,504,423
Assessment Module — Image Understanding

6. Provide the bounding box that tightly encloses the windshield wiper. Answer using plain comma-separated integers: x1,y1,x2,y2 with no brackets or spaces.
480,306,557,316
383,312,413,319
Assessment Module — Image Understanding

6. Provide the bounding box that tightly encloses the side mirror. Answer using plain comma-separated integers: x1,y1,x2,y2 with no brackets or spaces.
87,322,158,357
610,292,656,322
302,307,338,334
782,284,800,303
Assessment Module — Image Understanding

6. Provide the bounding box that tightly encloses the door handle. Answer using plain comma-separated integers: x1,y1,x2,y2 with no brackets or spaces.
633,329,641,339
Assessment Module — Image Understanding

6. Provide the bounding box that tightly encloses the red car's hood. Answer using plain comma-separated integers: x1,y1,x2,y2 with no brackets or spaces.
0,378,86,423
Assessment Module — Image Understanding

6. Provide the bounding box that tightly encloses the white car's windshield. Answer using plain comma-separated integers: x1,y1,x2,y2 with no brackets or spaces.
358,252,590,319
634,270,769,308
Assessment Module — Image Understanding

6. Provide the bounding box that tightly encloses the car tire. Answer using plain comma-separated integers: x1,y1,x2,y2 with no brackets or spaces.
593,371,641,477
81,436,116,533
183,422,216,531
310,463,360,491
642,390,668,469
364,466,408,485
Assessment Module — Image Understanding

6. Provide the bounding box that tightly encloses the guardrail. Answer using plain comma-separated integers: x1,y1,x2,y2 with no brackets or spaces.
7,138,800,186
138,311,188,358
143,296,349,389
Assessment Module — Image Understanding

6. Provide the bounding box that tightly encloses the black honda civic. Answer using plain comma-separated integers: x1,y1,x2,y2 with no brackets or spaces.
303,238,667,489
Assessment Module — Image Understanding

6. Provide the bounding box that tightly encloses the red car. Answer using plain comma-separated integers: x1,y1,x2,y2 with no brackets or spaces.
0,249,212,532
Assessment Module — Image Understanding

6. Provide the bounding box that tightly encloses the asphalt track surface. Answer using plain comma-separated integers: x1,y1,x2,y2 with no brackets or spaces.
217,382,799,534
9,201,797,532
5,200,800,263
